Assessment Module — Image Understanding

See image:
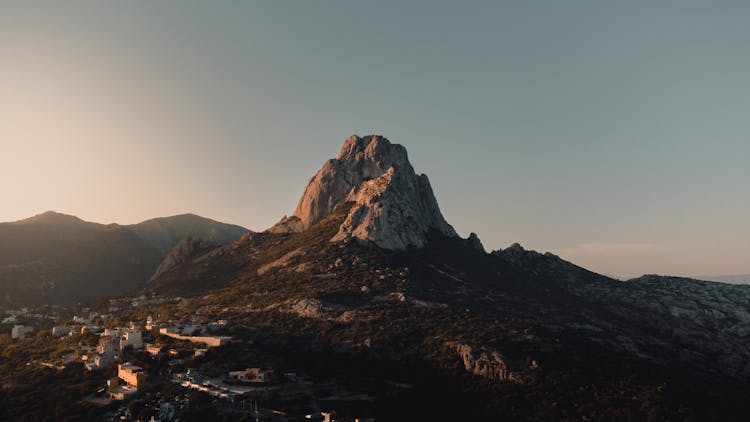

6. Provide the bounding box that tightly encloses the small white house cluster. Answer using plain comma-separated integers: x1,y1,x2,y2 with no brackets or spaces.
83,326,143,371
11,324,34,339
4,307,66,339
51,313,105,338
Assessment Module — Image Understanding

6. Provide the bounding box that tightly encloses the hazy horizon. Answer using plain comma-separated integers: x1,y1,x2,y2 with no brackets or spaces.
2,1,749,278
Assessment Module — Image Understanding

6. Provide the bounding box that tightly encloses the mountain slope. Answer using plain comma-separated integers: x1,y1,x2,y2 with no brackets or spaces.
146,135,750,419
693,274,750,284
0,211,105,265
149,236,221,282
0,212,249,305
149,205,750,419
0,225,162,305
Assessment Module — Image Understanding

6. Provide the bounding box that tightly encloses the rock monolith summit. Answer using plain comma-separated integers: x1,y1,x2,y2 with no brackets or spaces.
269,135,457,250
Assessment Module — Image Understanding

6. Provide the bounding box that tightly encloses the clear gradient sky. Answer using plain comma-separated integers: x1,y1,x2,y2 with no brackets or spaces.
1,1,748,278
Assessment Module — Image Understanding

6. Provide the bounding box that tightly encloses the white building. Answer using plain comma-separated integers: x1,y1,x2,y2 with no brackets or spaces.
103,328,121,337
118,363,147,388
72,315,91,324
144,343,163,356
51,326,74,337
85,353,115,371
85,335,120,371
120,330,143,350
228,368,273,383
108,363,146,400
98,336,118,355
11,325,33,339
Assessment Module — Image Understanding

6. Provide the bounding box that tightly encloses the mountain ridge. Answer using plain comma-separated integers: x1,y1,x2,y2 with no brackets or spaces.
0,211,249,305
7,210,92,226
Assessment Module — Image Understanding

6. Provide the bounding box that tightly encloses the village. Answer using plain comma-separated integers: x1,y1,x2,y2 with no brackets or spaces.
1,301,377,422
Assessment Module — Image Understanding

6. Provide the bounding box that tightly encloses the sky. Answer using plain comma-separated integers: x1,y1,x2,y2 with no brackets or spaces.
1,1,749,278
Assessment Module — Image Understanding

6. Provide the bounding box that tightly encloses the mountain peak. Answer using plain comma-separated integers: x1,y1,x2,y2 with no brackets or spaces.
270,134,457,250
128,213,249,254
12,211,87,226
335,134,403,160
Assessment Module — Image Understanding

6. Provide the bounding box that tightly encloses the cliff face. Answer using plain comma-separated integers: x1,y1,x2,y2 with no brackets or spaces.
445,341,517,382
270,135,457,250
150,237,219,281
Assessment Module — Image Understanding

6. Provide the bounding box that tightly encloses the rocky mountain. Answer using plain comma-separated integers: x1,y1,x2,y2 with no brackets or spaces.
146,135,750,419
0,212,249,305
269,135,456,250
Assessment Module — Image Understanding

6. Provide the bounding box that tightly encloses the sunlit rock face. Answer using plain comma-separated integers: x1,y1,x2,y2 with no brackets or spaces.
269,135,457,250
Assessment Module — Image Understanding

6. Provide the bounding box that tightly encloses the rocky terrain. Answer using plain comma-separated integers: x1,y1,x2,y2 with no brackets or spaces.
2,136,747,420
149,237,220,281
144,135,750,420
692,274,750,284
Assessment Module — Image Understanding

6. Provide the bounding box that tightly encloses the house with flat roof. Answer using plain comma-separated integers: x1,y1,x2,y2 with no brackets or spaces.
118,363,147,388
51,325,74,337
107,363,147,400
228,368,274,383
11,325,33,339
120,330,142,350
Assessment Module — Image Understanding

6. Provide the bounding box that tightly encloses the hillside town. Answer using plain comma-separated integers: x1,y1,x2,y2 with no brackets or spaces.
0,300,377,421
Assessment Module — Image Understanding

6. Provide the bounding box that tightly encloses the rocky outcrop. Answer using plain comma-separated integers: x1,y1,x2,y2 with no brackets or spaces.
267,298,344,321
150,237,218,281
601,275,750,378
464,232,485,253
285,298,330,319
445,341,517,382
269,135,457,250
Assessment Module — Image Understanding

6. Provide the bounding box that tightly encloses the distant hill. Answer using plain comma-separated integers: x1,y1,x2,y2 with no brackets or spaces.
693,274,750,284
0,211,250,305
0,211,104,265
0,225,163,305
127,213,248,254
